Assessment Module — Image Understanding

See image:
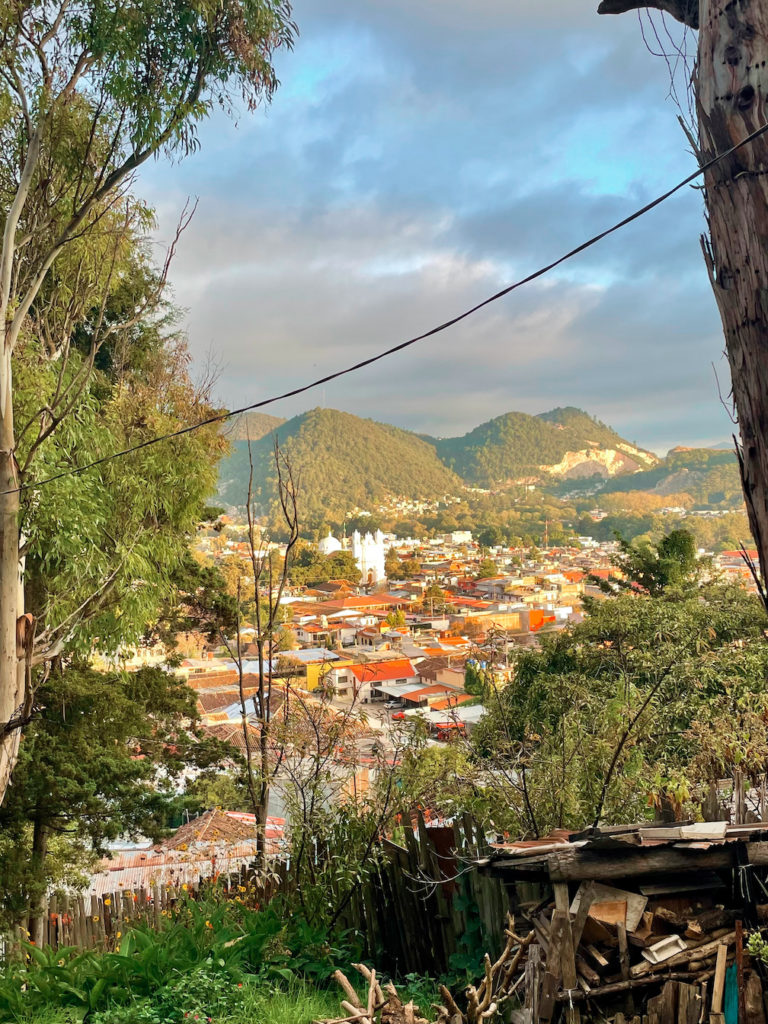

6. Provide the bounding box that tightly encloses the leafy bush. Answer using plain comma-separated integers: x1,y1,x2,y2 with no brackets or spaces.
0,892,359,1022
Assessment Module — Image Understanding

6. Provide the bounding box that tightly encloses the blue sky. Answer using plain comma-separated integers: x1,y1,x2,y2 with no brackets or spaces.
140,0,729,454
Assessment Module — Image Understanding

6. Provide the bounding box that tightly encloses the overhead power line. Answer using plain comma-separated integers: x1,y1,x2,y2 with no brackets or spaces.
5,120,768,498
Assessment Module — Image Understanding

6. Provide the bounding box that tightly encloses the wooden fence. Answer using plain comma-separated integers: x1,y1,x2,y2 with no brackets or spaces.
16,817,512,977
17,862,288,954
339,813,515,977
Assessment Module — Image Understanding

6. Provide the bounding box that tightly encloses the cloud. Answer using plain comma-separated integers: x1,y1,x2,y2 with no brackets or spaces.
140,0,726,450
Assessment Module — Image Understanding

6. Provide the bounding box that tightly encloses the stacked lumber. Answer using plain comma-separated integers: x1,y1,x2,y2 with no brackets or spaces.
508,878,766,1024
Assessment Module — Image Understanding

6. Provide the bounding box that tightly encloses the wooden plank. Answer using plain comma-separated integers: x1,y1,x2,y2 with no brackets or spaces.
584,943,610,970
538,972,557,1023
547,911,566,986
571,880,596,951
744,971,765,1024
553,882,570,915
525,942,541,1022
659,980,678,1023
736,921,745,1024
711,944,728,1016
618,922,631,981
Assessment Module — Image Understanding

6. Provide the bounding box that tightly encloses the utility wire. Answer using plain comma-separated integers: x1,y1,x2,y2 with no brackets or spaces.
5,120,768,497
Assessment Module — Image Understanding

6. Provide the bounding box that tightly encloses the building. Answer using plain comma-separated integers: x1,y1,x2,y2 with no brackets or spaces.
352,529,386,584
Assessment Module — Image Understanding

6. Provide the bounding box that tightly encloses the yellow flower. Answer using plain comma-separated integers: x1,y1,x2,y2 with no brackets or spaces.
93,916,99,923
116,932,122,939
205,920,213,929
182,883,188,891
104,898,111,907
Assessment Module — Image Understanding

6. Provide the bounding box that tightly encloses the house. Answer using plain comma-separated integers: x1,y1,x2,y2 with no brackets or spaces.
344,658,421,702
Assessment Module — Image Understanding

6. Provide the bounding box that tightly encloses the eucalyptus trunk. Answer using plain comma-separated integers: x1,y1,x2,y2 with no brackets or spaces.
0,362,22,802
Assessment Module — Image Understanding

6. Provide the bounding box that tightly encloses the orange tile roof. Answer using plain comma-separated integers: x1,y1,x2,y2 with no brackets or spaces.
349,659,416,683
430,693,475,711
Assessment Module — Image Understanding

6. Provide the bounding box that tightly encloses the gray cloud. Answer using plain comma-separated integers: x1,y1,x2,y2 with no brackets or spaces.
140,0,725,451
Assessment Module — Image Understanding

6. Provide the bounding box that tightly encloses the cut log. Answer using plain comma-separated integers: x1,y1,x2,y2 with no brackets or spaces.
745,971,766,1024
631,933,735,979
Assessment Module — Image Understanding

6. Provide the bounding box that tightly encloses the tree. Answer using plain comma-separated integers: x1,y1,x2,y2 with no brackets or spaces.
596,0,768,606
0,1,296,803
477,525,504,549
385,547,405,580
0,664,227,941
472,582,768,835
423,581,448,614
476,558,498,579
592,528,704,596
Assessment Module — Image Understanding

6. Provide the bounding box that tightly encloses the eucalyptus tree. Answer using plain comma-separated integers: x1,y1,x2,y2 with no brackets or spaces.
596,0,768,604
0,0,296,802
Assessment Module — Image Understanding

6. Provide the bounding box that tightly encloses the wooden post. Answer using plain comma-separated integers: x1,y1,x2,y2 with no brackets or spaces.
736,921,745,1024
525,943,542,1021
711,942,729,1020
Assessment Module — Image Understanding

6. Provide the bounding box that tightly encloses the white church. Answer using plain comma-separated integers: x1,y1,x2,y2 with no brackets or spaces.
318,529,386,585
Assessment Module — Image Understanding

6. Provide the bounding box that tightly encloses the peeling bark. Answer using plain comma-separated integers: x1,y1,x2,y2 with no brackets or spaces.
598,0,768,604
696,0,768,606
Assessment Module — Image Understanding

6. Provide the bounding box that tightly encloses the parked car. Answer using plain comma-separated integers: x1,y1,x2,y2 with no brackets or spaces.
391,711,406,720
384,700,403,709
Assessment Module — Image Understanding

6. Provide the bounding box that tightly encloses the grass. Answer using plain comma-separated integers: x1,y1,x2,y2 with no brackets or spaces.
3,979,343,1024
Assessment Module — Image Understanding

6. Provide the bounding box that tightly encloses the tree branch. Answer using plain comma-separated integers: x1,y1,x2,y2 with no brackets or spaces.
597,0,699,28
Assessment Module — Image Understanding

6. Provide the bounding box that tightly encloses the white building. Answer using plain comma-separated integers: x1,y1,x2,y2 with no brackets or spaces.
318,531,342,556
352,529,386,585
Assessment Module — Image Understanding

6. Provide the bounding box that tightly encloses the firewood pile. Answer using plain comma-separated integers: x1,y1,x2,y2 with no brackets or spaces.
508,878,766,1023
316,918,535,1024
317,890,767,1024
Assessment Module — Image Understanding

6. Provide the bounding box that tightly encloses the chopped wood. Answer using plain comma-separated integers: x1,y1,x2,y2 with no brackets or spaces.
575,954,601,986
583,943,610,970
710,944,728,1016
630,932,735,979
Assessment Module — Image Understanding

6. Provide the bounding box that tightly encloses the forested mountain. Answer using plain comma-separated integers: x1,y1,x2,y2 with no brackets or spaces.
432,406,656,486
600,446,742,508
217,408,462,517
223,411,285,441
217,406,664,513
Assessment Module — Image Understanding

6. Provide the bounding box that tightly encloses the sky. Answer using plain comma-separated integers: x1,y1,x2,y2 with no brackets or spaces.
140,0,730,455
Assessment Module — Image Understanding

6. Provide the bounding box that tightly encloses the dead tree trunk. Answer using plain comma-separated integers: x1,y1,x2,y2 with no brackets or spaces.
598,0,768,605
696,0,768,601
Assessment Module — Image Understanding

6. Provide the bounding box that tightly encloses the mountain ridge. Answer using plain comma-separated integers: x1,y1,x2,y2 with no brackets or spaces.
217,405,661,513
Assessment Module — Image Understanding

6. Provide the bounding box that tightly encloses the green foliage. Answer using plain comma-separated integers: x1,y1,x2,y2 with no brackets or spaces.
594,528,703,596
475,559,498,579
218,409,462,517
15,275,226,658
434,406,651,486
288,542,361,586
472,584,768,835
0,896,357,1023
0,666,227,927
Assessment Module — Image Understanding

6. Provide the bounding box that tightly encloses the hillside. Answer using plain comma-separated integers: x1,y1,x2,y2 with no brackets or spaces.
217,408,462,517
599,446,742,507
223,411,285,442
433,406,657,486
